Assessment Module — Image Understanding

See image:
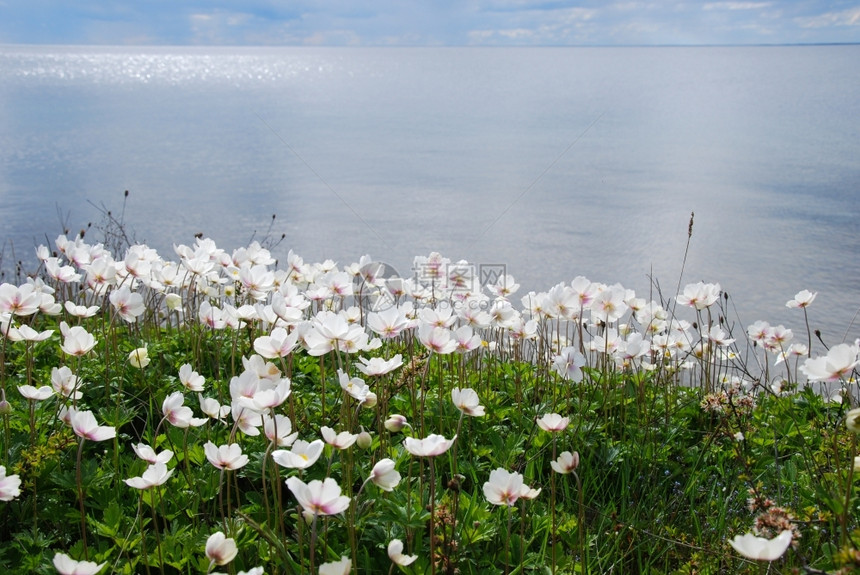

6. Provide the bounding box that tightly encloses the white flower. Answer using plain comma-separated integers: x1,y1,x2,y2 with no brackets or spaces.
124,462,174,490
321,426,358,450
369,458,401,491
109,285,146,323
355,354,403,376
165,292,183,311
51,366,82,399
728,530,792,561
17,384,53,401
263,414,298,447
786,289,817,309
536,413,569,432
128,346,150,369
552,346,586,382
237,378,292,412
483,468,523,506
59,322,97,356
451,387,485,416
199,396,230,421
52,553,106,575
204,442,249,470
338,369,369,403
253,326,299,359
550,451,580,474
800,343,859,382
0,465,22,501
285,476,350,516
403,434,456,457
162,391,207,428
318,556,351,575
676,282,721,310
205,531,238,566
388,539,418,566
272,439,324,470
518,483,541,500
178,363,205,392
132,443,174,465
69,409,116,442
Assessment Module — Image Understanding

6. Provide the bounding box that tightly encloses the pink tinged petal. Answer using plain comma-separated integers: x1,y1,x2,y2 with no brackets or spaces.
370,458,401,491
204,441,248,470
483,468,524,506
286,476,350,516
550,451,580,474
70,410,116,442
132,443,173,465
403,434,456,457
205,531,238,566
451,387,485,417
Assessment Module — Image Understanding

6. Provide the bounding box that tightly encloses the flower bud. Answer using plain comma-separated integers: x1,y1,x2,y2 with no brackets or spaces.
356,430,372,449
128,347,150,369
165,293,182,311
362,391,378,408
0,399,11,415
847,408,860,434
384,414,408,432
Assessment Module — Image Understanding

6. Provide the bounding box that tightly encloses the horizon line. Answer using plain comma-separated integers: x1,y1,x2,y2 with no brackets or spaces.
2,41,859,49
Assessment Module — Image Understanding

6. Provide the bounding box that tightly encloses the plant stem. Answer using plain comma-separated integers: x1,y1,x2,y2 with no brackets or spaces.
429,457,437,575
152,487,165,573
76,437,89,559
842,433,857,547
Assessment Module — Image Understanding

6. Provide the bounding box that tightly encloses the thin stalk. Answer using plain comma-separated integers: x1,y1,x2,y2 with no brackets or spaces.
76,437,89,559
551,435,557,574
217,469,226,532
309,514,318,574
504,506,513,575
574,470,586,571
429,458,437,575
138,493,152,575
151,487,165,573
803,307,812,356
841,433,857,547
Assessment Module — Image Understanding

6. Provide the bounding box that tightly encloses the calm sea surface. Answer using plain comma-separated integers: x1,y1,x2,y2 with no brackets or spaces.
1,45,858,340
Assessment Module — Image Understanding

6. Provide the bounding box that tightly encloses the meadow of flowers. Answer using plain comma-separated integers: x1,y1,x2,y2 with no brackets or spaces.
0,223,859,574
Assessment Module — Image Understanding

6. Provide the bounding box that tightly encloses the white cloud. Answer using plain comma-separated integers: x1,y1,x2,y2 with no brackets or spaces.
795,7,860,28
557,7,599,22
703,2,773,10
498,28,536,38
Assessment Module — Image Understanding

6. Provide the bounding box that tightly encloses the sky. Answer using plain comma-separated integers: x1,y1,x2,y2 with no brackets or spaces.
0,0,858,46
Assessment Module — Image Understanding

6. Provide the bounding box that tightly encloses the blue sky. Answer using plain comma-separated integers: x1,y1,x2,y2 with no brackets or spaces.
1,1,858,46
